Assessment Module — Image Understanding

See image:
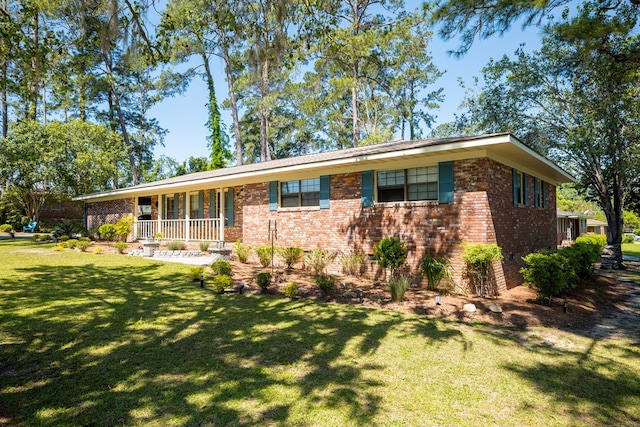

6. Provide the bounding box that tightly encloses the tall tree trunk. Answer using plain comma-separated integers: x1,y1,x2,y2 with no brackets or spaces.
104,53,139,185
29,10,39,121
351,62,359,147
1,56,7,138
201,50,223,168
220,30,243,165
259,57,271,162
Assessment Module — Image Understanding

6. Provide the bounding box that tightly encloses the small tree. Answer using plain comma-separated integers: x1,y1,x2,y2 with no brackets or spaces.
461,243,503,297
114,217,133,242
420,253,452,291
374,237,408,278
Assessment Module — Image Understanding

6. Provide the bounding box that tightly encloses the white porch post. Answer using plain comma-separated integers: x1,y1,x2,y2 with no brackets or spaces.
157,193,163,238
185,192,191,242
219,188,226,241
132,196,138,241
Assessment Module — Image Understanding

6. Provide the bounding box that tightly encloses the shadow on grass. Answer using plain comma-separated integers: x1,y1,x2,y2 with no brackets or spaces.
1,241,639,425
0,253,469,426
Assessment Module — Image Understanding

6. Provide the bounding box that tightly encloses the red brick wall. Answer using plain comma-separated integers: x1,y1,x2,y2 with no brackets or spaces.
39,201,84,222
86,198,134,240
241,158,557,291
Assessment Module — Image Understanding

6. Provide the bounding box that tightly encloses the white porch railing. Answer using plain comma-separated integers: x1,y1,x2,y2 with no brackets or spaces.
136,219,223,241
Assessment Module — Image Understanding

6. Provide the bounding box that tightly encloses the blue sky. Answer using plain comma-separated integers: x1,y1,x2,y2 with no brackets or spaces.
149,8,544,164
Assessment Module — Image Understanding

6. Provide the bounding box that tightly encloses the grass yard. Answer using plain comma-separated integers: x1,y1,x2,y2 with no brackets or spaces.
1,239,639,426
623,242,640,259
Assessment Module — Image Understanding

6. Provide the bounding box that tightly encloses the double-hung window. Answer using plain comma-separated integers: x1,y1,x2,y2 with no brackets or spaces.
377,166,438,202
190,193,201,219
281,178,320,207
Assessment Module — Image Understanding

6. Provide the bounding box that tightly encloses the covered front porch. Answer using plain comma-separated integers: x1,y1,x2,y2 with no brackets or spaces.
135,218,224,241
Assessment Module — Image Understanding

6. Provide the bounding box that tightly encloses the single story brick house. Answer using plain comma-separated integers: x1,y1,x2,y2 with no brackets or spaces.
74,133,573,292
556,209,589,246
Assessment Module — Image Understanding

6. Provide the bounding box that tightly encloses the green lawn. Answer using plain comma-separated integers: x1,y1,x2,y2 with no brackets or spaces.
1,239,639,426
623,242,640,259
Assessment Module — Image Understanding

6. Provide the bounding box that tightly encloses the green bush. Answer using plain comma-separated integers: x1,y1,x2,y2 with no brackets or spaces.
234,240,253,263
256,246,274,268
576,234,607,250
284,282,299,299
305,248,337,275
255,272,272,291
0,224,15,236
66,239,79,250
388,274,410,302
374,237,408,276
76,240,92,252
521,250,576,304
277,246,304,269
114,217,133,242
114,242,128,254
622,234,635,244
211,259,232,276
462,242,504,297
199,241,211,252
97,223,117,241
188,266,205,281
315,274,337,296
562,241,600,279
420,253,452,291
166,241,182,251
59,235,70,242
212,274,233,293
339,250,367,277
53,221,85,238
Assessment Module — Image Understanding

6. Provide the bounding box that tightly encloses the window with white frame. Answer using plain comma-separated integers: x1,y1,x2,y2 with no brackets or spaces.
378,166,438,202
281,178,320,207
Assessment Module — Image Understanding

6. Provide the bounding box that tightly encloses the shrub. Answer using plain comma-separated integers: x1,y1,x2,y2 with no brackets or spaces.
374,237,408,276
211,259,232,276
461,242,504,297
97,223,117,241
340,250,367,276
622,234,635,244
199,241,211,252
388,274,410,301
521,250,575,304
114,217,133,242
188,266,205,281
52,244,64,251
277,246,304,269
153,232,164,239
66,239,79,250
315,274,337,296
31,234,40,241
114,242,128,254
234,240,253,263
93,246,104,254
576,234,607,250
53,221,85,238
420,253,452,291
166,241,182,251
212,274,233,293
562,241,600,280
256,246,274,267
284,282,298,299
306,248,337,275
0,224,15,237
59,235,70,242
255,272,272,291
76,240,92,252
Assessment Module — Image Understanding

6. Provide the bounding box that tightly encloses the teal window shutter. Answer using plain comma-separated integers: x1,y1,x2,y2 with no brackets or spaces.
198,191,204,218
209,190,216,218
438,161,454,203
361,170,373,207
225,188,234,226
512,169,519,206
173,194,179,219
320,175,330,209
523,173,529,206
269,181,278,211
